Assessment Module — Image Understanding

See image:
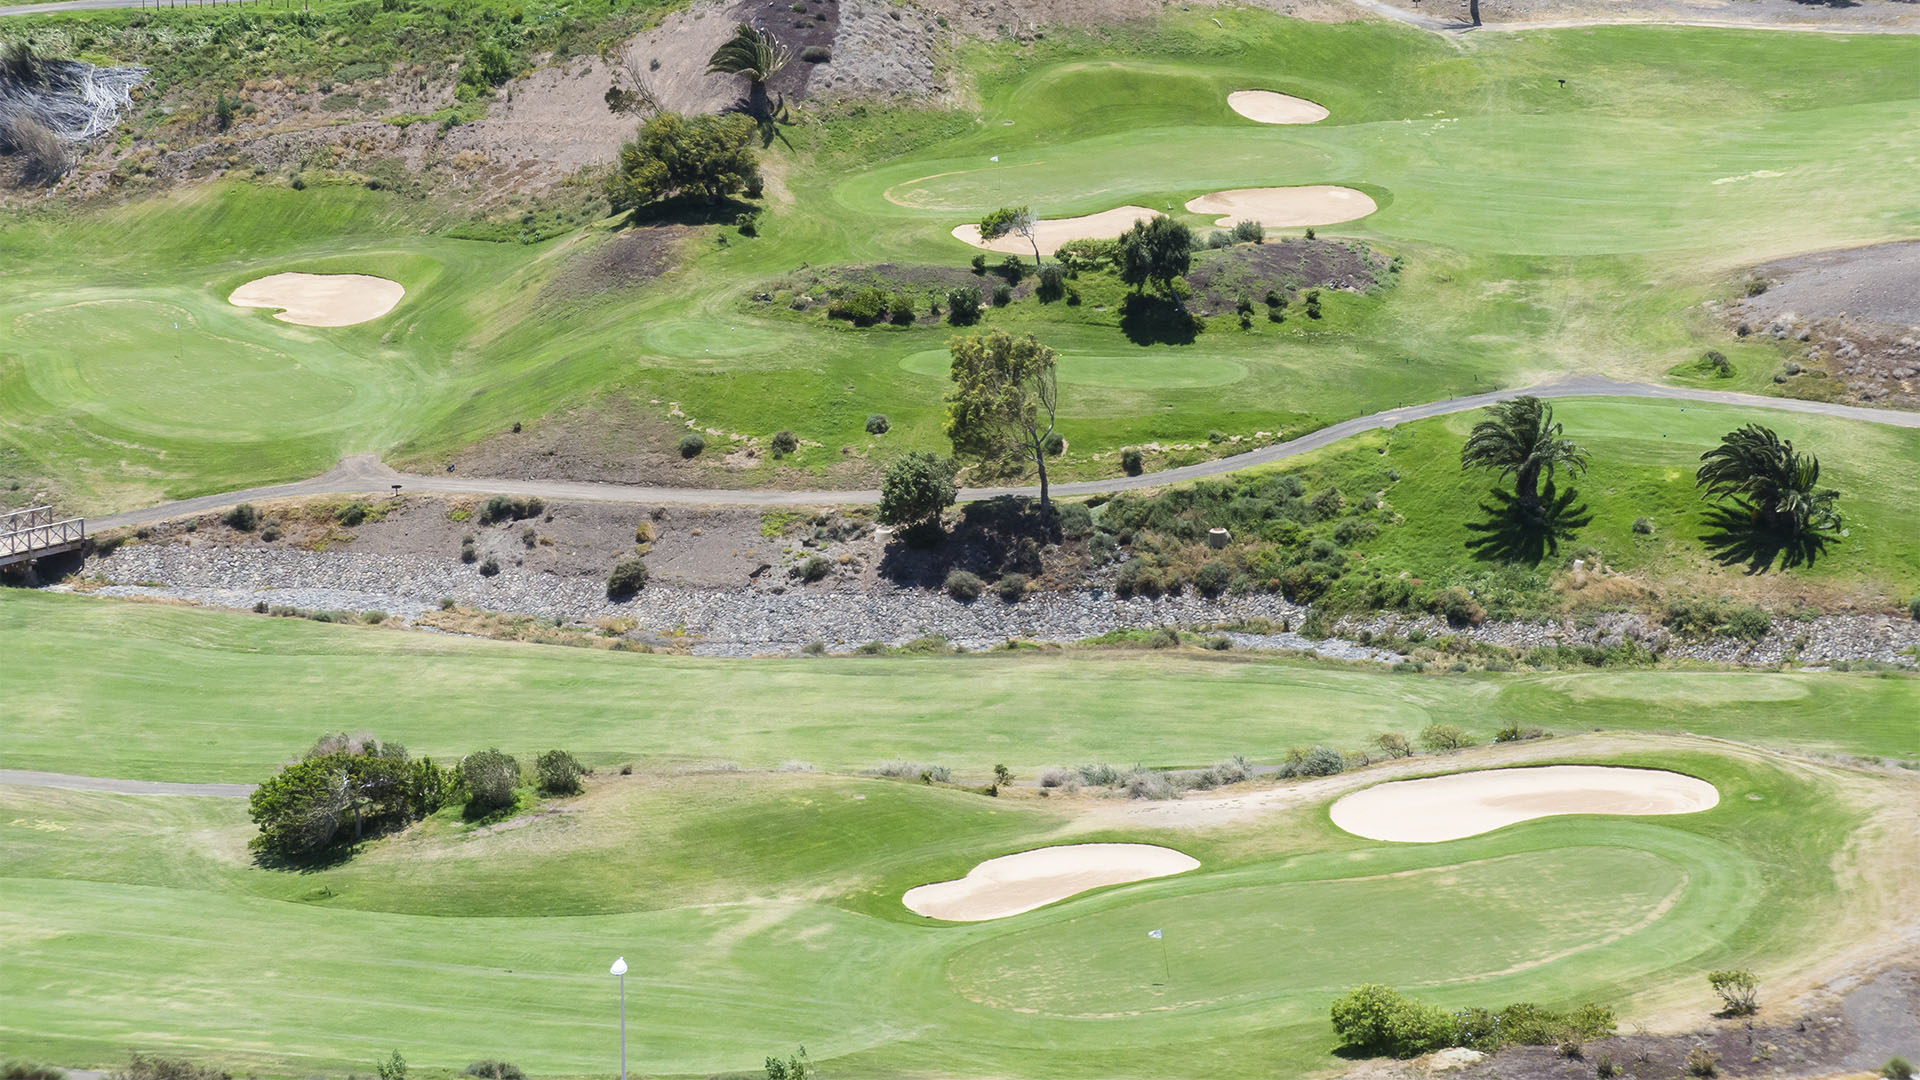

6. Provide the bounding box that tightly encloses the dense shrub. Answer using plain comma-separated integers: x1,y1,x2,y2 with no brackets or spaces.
945,569,983,601
479,495,544,524
115,1055,231,1080
1194,560,1231,596
1419,723,1473,751
478,556,501,577
1685,1047,1719,1077
4,1064,65,1080
1036,262,1065,302
1292,745,1345,777
991,283,1012,306
460,749,520,814
865,413,890,435
337,501,372,526
996,572,1028,602
1330,985,1459,1057
1231,219,1264,244
607,557,649,599
800,555,830,582
535,749,585,795
222,503,260,531
770,429,799,457
1147,628,1180,649
462,1063,524,1080
1493,723,1547,743
1707,970,1758,1016
1120,447,1144,476
248,737,454,860
1884,1057,1914,1080
946,286,982,325
799,44,831,62
679,433,706,458
1373,732,1412,758
827,286,890,326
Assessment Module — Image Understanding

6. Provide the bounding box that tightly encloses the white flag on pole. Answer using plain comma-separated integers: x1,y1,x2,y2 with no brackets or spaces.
1148,928,1162,939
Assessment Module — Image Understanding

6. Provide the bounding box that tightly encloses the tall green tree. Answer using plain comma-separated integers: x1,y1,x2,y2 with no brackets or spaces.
706,23,791,115
1696,424,1841,537
606,112,760,213
877,451,960,530
1459,396,1588,508
1118,215,1192,299
945,329,1060,509
979,206,1042,266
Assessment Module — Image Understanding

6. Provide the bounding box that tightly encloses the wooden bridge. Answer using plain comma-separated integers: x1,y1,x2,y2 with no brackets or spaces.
0,507,86,569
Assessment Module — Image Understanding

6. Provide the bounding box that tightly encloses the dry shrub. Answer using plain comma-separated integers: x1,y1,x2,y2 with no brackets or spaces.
0,115,68,185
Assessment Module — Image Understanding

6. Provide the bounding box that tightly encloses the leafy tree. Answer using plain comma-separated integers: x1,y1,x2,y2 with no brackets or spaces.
461,748,520,814
1118,215,1192,299
764,1047,812,1080
979,206,1043,266
707,23,791,115
1696,424,1841,539
944,329,1060,509
1460,396,1588,509
606,112,760,213
249,738,450,859
877,451,959,530
1706,970,1759,1016
375,1051,406,1080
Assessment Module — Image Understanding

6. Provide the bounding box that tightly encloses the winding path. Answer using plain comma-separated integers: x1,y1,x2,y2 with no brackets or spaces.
88,377,1920,530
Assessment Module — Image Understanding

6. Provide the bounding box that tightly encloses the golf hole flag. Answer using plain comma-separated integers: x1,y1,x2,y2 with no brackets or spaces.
1148,928,1163,939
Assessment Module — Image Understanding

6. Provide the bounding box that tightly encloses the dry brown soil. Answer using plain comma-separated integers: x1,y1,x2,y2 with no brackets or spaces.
1728,242,1920,409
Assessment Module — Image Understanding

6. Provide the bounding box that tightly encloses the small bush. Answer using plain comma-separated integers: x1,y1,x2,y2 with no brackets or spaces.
1147,628,1180,649
1124,768,1176,800
1632,516,1654,535
1296,745,1345,777
478,495,544,524
1724,606,1772,642
865,413,890,435
337,501,371,526
1232,219,1264,243
115,1055,227,1080
679,433,706,458
3,1065,66,1080
800,640,827,656
460,541,478,563
1883,1057,1914,1080
996,572,1028,602
771,430,799,457
1121,448,1144,476
827,286,889,325
991,283,1012,307
945,569,983,601
1419,723,1472,752
1707,969,1758,1016
1594,1052,1619,1078
462,1063,525,1080
460,750,519,814
1039,766,1073,788
1194,561,1231,596
223,503,260,531
1494,723,1546,743
535,749,585,795
1329,985,1459,1057
1373,732,1412,758
947,286,983,325
478,556,501,577
969,253,987,274
800,555,830,582
607,557,649,599
1908,594,1920,621
1036,263,1065,302
1685,1047,1719,1078
799,44,831,62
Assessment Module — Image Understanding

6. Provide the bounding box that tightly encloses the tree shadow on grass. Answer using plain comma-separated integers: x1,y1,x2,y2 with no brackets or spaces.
1699,503,1834,573
1119,293,1201,346
1463,482,1591,566
615,193,759,229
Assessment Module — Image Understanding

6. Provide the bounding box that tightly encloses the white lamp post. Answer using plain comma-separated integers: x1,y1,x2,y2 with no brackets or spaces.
609,956,628,1080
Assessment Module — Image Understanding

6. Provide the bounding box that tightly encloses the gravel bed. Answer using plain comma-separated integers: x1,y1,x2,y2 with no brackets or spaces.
62,544,1920,665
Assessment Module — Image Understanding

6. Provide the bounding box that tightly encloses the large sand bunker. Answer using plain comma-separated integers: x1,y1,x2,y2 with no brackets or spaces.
953,206,1158,255
1185,186,1376,228
1227,90,1329,125
1330,765,1719,843
903,843,1199,921
229,273,405,327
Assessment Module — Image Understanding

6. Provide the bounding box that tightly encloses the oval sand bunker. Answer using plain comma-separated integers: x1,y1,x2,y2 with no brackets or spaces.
904,843,1198,922
230,272,405,327
1330,765,1719,843
1227,90,1329,125
1185,186,1376,228
954,206,1157,255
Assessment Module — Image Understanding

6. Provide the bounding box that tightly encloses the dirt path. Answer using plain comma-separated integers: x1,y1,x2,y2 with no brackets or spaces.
1346,0,1920,35
0,768,255,797
85,376,1920,530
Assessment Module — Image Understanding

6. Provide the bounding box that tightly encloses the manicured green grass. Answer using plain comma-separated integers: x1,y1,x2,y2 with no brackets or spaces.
0,739,1877,1078
2,16,1913,512
3,590,1915,787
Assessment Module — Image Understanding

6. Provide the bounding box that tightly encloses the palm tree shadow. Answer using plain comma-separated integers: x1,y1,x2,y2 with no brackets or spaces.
1699,503,1833,573
1463,482,1592,566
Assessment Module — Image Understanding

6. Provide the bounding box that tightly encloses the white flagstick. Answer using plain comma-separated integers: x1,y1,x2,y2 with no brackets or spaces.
1149,929,1169,985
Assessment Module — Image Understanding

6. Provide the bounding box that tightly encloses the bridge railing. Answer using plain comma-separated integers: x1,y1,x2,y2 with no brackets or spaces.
0,507,86,559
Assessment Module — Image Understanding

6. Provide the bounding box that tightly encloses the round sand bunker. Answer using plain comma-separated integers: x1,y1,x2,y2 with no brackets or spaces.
1227,90,1329,125
953,206,1157,255
1185,186,1376,229
229,272,405,327
903,843,1199,922
1329,765,1719,843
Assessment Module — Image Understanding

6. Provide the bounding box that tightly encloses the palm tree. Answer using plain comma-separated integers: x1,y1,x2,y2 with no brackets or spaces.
1459,396,1588,508
1696,424,1841,537
706,23,791,116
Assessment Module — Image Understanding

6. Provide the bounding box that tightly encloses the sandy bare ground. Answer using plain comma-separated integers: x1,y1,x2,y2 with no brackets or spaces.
229,273,405,327
1186,185,1377,228
952,206,1158,254
902,842,1199,921
1327,764,1720,843
1227,90,1329,124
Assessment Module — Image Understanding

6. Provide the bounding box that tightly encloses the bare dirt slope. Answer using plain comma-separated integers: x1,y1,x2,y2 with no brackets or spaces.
1729,242,1920,408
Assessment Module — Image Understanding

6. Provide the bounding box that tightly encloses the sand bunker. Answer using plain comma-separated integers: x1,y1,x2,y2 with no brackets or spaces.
953,206,1158,255
903,843,1199,922
1329,765,1719,843
229,273,405,327
1185,186,1376,228
1227,90,1329,125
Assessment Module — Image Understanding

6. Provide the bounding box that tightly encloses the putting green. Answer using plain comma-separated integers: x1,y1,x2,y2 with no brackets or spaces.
946,847,1685,1016
899,347,1249,389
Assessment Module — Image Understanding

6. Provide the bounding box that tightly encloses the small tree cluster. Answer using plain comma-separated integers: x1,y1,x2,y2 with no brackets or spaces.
606,112,760,213
248,736,456,860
